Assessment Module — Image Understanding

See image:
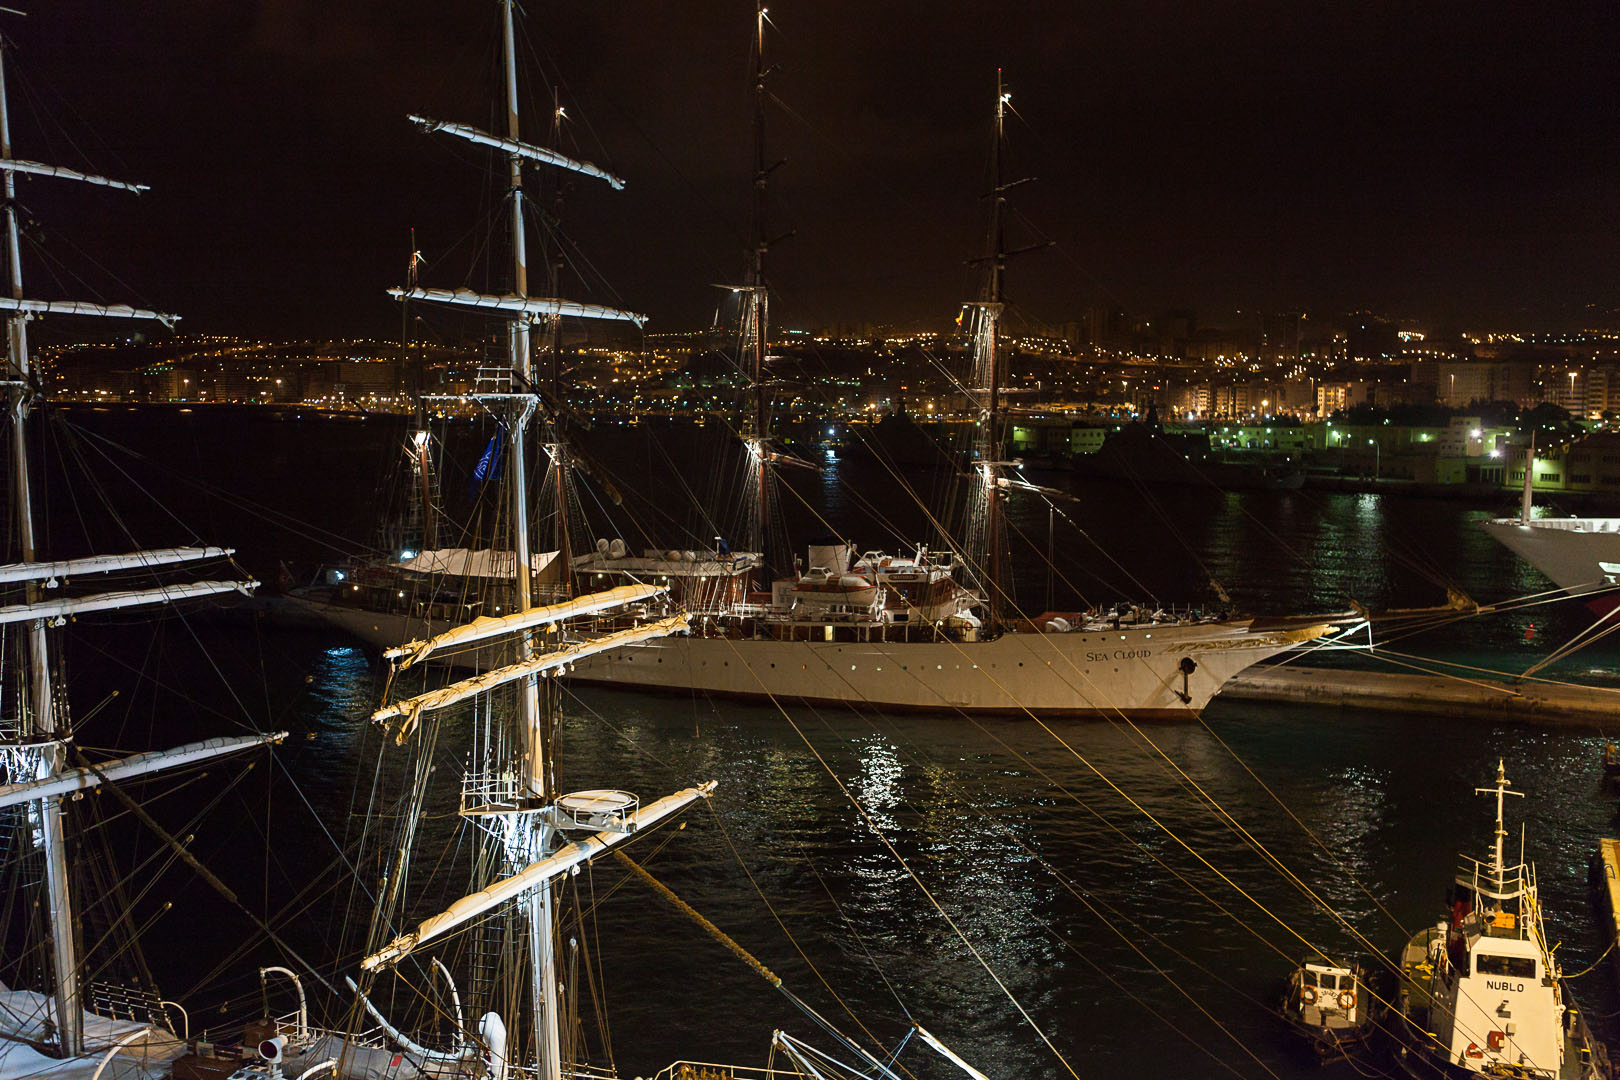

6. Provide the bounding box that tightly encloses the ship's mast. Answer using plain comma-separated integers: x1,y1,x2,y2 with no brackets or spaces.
404,233,438,553
1475,759,1523,884
976,72,1009,631
0,35,82,1059
743,0,774,569
1519,429,1536,525
0,32,190,1058
494,3,561,1077
547,87,566,402
545,86,572,600
392,16,643,1070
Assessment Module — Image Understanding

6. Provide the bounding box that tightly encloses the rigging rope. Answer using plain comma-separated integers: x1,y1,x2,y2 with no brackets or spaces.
1563,938,1615,979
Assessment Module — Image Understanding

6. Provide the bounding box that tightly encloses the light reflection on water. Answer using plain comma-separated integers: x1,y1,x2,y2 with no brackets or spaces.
539,693,1620,1077
64,414,1620,1077
127,610,1620,1078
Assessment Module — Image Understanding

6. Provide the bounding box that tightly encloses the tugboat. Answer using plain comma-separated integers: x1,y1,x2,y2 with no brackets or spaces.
1392,761,1612,1078
1280,955,1381,1063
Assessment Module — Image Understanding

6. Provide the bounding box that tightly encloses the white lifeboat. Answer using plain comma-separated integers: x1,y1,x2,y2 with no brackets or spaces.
791,567,879,610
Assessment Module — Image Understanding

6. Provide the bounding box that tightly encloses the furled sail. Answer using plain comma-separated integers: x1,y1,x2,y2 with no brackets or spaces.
385,584,668,669
0,297,178,327
373,615,689,741
0,158,148,193
362,782,716,971
385,287,645,328
0,547,233,584
0,732,286,810
0,579,254,625
408,115,626,190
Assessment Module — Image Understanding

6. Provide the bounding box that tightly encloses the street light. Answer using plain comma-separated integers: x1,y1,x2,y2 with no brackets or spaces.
1368,438,1379,480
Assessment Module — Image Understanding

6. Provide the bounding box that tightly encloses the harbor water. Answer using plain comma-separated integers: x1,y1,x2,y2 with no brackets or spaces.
45,407,1620,1077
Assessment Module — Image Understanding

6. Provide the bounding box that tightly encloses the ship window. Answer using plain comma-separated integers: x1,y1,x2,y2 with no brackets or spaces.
1476,955,1535,978
1319,973,1338,989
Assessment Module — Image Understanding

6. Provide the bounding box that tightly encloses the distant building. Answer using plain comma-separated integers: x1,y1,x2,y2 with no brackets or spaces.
1434,360,1534,408
1317,381,1372,414
1584,365,1620,417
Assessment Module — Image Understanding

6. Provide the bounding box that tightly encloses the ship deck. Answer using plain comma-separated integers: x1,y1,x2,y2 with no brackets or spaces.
1396,926,1442,1036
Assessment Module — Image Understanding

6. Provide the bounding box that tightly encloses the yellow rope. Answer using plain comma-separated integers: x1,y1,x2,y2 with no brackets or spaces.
610,850,781,988
1565,939,1615,979
701,800,922,1080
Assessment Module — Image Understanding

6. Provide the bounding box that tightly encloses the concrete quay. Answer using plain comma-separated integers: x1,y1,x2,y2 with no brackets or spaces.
1594,839,1620,962
1221,664,1620,726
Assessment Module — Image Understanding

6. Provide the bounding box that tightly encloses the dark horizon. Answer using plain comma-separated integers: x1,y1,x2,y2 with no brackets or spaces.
12,1,1620,344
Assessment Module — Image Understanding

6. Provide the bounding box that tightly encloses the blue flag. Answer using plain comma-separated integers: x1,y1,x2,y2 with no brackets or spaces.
469,429,503,498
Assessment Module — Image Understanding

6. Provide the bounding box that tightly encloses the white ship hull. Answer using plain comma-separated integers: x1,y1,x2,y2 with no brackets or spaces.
1481,517,1620,611
288,591,1332,716
568,619,1331,717
279,594,509,668
282,594,443,648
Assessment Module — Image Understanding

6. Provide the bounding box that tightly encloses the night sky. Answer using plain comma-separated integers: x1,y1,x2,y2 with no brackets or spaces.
12,0,1620,341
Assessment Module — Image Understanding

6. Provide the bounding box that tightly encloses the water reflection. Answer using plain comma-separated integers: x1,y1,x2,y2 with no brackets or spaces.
65,412,1620,1077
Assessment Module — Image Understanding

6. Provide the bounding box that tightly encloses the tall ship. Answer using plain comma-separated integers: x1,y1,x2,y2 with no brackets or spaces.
563,70,1334,716
0,20,288,1080
283,43,1336,715
302,8,1000,1077
1481,434,1620,619
1391,762,1611,1078
1481,513,1620,618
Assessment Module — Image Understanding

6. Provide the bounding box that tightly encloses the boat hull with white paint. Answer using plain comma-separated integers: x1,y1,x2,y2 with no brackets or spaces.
567,618,1332,716
1481,516,1620,614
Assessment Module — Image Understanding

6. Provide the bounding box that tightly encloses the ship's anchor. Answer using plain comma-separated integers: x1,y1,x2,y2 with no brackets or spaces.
1176,656,1198,704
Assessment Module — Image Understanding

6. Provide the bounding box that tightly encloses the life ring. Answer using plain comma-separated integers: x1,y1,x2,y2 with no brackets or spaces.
1338,990,1356,1010
1300,985,1317,1005
1465,1043,1484,1059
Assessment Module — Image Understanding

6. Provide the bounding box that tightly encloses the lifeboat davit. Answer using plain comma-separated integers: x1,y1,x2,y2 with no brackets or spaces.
791,567,879,610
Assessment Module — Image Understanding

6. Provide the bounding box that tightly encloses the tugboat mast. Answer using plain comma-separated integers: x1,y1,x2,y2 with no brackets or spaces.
1474,758,1522,884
